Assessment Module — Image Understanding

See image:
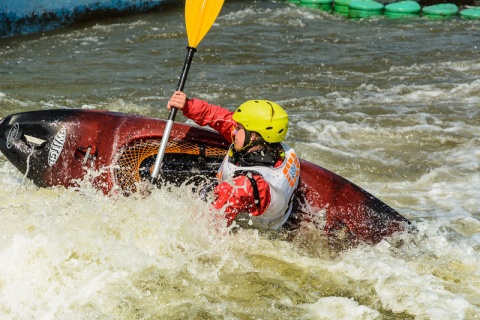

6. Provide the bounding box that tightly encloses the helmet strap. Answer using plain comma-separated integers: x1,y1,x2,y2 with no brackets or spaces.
230,131,280,167
250,135,265,147
232,130,267,155
233,129,254,152
243,129,252,149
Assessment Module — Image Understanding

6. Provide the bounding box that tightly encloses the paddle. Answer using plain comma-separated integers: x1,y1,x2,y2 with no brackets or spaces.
150,0,225,184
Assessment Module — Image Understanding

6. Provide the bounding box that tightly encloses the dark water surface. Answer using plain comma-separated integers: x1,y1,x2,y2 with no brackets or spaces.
1,1,479,318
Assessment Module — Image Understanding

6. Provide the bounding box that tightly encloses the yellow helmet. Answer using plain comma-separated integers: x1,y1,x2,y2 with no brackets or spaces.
232,100,289,143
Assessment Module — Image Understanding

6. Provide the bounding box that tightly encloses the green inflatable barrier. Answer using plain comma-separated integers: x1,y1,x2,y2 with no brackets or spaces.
334,0,351,16
422,3,458,19
349,0,384,19
460,7,480,19
385,1,421,18
300,0,333,11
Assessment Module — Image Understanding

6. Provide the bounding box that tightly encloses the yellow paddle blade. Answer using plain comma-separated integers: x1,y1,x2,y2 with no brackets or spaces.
185,0,224,48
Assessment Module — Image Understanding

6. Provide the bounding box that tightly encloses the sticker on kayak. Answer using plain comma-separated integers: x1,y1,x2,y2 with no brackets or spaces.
48,128,67,166
6,123,20,149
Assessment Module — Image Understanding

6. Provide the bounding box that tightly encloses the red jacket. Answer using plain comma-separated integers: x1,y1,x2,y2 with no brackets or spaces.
183,98,271,226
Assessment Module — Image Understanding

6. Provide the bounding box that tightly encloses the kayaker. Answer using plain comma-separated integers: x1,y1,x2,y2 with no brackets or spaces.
167,91,301,230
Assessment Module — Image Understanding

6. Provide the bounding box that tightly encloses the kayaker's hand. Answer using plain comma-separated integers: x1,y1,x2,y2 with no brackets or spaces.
167,91,187,110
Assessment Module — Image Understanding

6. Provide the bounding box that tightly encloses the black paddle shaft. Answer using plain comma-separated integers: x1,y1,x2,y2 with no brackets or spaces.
168,46,197,121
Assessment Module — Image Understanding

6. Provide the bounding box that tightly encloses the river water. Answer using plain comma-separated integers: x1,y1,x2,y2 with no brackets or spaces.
1,0,479,318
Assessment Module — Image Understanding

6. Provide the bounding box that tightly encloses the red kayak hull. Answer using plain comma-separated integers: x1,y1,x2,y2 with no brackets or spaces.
0,109,411,245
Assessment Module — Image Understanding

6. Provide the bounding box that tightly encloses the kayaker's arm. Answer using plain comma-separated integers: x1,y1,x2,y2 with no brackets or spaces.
167,91,236,143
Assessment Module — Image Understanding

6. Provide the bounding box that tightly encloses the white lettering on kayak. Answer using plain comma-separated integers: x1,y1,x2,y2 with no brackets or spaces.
48,128,67,166
6,123,19,149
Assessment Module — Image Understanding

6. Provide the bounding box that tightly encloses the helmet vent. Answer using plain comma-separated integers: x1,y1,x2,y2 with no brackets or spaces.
266,126,273,130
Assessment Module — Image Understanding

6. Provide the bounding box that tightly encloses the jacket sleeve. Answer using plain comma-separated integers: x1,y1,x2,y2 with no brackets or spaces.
182,98,236,143
211,174,271,226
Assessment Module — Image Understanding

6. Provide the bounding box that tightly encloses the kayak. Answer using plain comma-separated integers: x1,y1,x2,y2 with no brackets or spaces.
0,109,412,246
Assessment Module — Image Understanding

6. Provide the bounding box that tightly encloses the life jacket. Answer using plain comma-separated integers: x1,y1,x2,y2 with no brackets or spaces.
216,143,300,229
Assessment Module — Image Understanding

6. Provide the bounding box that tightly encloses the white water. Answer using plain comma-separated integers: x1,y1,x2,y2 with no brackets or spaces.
0,163,478,318
1,0,480,318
